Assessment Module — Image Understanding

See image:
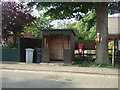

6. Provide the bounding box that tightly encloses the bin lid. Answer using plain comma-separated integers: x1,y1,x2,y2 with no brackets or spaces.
26,48,34,51
35,48,41,51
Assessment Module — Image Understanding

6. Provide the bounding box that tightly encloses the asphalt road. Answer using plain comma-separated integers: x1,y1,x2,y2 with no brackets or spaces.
2,69,118,88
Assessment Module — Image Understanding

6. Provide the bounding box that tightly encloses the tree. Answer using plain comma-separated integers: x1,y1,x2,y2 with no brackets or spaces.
24,8,53,38
28,2,119,65
2,2,36,47
95,2,109,65
108,1,120,14
68,11,96,40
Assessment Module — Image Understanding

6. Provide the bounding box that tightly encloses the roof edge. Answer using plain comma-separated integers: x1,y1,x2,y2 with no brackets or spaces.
42,29,76,36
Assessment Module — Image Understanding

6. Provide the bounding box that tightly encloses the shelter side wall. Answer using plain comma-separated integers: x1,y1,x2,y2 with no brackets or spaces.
63,34,75,63
63,49,72,64
42,48,50,62
71,33,75,62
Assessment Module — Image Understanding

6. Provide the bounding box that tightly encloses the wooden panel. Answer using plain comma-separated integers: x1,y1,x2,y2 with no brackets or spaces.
64,36,71,49
43,36,49,48
50,35,63,60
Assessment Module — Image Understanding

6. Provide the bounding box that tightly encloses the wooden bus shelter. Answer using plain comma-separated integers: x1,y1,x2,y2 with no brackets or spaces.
42,29,75,64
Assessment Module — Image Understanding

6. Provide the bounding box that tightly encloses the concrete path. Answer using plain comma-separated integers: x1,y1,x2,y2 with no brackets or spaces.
1,61,119,76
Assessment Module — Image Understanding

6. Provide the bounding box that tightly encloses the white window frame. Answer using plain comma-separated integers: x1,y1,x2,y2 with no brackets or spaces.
118,40,120,50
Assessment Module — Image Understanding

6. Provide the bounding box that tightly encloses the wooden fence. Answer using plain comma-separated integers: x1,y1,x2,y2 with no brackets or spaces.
0,48,19,61
75,40,119,67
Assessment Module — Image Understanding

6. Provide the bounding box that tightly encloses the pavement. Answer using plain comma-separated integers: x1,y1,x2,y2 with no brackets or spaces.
1,61,119,76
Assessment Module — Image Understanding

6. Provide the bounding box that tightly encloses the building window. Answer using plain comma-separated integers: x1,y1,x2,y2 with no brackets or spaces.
118,40,120,50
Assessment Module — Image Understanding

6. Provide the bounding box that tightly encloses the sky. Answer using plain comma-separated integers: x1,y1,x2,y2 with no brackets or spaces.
108,13,120,17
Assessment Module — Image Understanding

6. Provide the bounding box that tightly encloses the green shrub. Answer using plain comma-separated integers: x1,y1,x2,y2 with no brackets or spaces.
108,41,114,49
72,60,112,68
3,41,18,48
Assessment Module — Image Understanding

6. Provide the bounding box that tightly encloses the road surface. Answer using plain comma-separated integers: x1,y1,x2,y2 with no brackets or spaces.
2,69,118,88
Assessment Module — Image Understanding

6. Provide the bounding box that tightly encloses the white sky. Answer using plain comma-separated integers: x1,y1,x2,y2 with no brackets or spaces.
31,5,40,18
108,13,120,17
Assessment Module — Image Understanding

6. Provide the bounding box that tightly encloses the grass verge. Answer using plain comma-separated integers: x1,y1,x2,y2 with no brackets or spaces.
72,60,113,68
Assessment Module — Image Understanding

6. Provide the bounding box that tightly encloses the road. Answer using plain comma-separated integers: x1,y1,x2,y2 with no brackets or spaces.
2,69,118,88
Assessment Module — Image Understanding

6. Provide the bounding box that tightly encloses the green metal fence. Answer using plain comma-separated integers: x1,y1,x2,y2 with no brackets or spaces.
0,48,19,61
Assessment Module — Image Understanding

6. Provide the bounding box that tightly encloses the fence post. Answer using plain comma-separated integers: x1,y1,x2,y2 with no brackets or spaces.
82,49,84,61
112,46,115,66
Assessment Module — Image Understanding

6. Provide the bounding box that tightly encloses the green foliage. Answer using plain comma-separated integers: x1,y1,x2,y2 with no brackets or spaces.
27,2,119,40
68,11,96,40
72,61,112,68
33,2,98,20
108,41,114,55
28,2,120,20
24,9,53,38
108,41,114,49
3,41,18,48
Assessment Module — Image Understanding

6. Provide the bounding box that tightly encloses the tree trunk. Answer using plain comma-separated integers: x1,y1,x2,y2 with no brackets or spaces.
95,2,110,65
